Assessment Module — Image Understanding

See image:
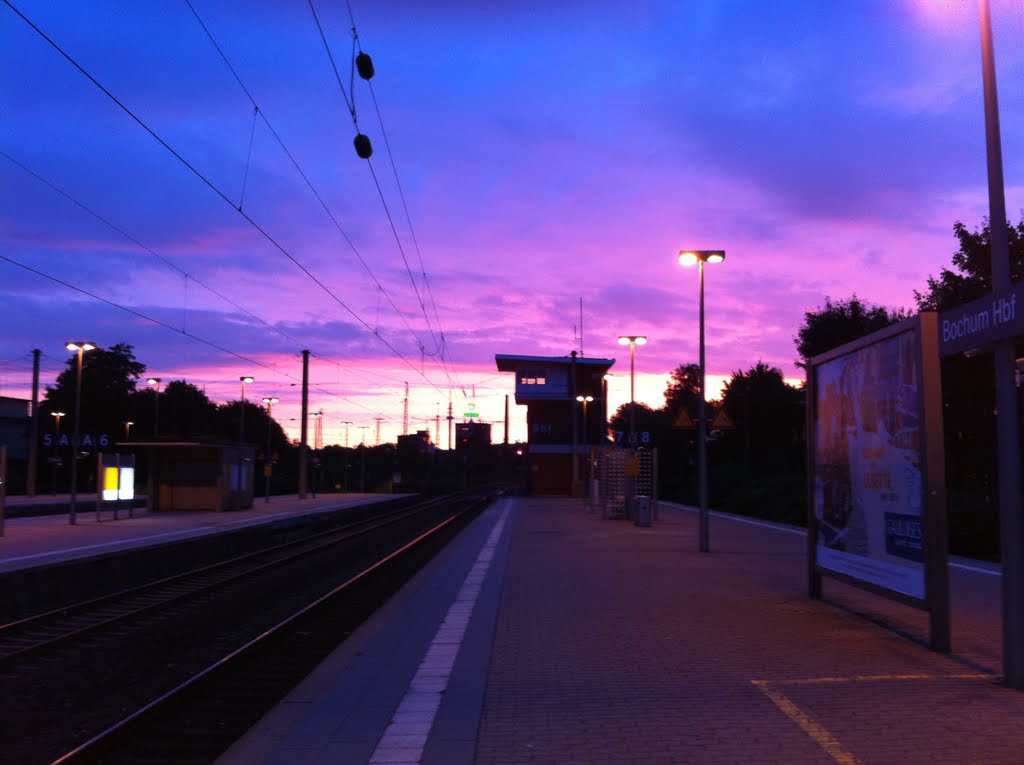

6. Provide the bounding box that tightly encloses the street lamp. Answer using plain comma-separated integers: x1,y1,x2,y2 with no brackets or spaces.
65,341,96,525
262,396,279,503
147,377,162,436
678,249,726,553
239,376,254,444
617,335,647,448
123,420,134,439
51,410,65,496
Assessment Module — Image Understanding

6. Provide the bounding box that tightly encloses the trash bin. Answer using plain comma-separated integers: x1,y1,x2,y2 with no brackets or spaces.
634,495,651,527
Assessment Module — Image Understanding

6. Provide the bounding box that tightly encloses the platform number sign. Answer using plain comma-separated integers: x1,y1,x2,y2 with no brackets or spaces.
614,430,652,446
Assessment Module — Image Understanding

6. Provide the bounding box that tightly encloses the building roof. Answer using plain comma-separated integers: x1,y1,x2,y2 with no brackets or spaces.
495,354,615,372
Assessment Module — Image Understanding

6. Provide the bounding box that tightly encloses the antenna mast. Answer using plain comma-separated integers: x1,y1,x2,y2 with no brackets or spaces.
579,297,584,356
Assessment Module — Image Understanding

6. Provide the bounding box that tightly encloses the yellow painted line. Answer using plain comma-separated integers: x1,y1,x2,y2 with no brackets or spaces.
756,673,995,686
752,680,866,765
752,673,997,765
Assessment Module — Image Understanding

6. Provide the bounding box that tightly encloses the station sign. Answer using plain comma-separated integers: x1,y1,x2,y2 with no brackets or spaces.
43,433,111,448
938,281,1024,357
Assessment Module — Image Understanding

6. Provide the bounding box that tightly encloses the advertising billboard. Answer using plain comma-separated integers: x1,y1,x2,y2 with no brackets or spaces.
807,313,948,649
813,329,925,598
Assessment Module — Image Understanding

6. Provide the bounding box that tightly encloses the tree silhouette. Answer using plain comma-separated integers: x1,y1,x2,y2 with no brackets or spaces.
914,216,1024,311
794,295,907,365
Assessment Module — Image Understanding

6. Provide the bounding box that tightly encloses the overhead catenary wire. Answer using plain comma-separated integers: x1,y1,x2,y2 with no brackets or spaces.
312,3,465,395
341,0,464,396
0,149,310,351
183,0,441,369
188,0,466,401
0,251,403,425
1,149,419,408
2,0,452,398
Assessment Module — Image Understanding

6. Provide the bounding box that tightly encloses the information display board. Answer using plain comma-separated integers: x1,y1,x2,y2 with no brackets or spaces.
807,313,949,650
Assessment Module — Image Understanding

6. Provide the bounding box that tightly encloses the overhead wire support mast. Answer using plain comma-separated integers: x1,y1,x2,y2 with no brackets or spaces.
2,0,451,397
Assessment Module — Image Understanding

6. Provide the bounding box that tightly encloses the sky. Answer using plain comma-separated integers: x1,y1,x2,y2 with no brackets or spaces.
2,0,1023,447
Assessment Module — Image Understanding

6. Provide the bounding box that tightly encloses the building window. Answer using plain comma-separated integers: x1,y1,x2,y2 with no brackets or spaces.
519,368,547,385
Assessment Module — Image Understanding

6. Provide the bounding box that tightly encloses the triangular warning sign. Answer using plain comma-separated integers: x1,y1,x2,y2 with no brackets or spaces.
672,408,696,429
711,408,735,429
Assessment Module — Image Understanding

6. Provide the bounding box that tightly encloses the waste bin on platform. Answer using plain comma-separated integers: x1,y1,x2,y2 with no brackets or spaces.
634,495,651,527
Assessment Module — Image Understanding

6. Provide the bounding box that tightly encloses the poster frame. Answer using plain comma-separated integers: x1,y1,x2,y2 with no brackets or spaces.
806,312,949,652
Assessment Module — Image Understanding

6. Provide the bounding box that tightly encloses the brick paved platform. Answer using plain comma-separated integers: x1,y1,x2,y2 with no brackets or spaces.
0,492,392,574
222,496,1022,765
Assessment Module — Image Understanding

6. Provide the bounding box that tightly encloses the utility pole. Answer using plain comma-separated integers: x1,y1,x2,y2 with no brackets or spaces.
358,425,369,492
447,397,454,451
504,394,510,445
27,349,40,496
375,417,383,446
299,350,309,499
340,420,353,492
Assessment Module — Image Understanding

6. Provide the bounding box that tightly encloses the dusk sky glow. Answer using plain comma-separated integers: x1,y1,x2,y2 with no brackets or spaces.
2,1,1023,446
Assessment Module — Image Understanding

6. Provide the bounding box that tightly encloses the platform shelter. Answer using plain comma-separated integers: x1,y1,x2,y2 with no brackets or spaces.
127,440,255,512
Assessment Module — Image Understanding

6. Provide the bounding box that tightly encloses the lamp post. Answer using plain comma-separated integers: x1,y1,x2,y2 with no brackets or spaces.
147,377,162,436
51,410,65,496
262,396,279,503
123,420,133,440
678,249,725,553
617,336,647,448
978,0,1023,688
576,395,594,445
65,341,96,525
239,376,254,444
577,394,594,494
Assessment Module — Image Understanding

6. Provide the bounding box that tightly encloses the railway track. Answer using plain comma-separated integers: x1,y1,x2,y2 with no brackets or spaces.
0,490,495,765
0,494,451,665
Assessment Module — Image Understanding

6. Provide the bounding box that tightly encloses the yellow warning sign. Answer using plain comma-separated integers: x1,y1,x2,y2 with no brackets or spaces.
711,408,735,429
672,408,696,429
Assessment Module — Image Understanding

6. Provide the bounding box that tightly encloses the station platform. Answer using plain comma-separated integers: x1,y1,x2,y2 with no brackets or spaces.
217,497,1023,765
0,492,392,575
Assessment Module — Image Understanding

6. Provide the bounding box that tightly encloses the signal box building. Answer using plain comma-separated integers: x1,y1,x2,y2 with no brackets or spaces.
495,353,615,495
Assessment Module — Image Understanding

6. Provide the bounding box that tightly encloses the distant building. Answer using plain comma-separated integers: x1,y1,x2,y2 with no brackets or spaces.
0,396,30,461
495,353,615,495
397,429,434,455
455,420,491,451
396,429,434,492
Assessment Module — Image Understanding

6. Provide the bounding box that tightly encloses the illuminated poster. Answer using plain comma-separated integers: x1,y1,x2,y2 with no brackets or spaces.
814,329,925,599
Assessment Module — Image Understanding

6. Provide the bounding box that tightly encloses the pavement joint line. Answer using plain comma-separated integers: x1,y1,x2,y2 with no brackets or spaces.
751,679,866,765
368,502,511,765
